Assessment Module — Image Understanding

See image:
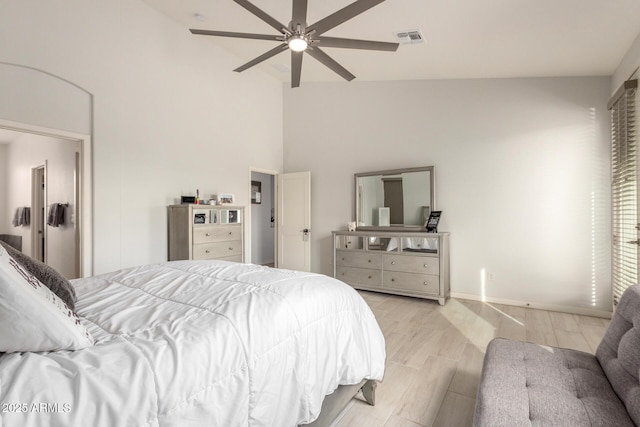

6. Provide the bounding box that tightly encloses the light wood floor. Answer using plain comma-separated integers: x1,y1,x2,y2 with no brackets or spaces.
334,291,611,427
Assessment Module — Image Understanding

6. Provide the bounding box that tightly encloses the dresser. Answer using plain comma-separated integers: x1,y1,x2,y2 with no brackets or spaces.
333,230,450,305
168,205,244,262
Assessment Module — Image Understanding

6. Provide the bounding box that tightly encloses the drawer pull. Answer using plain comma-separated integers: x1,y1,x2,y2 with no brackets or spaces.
368,259,372,263
391,278,395,282
423,281,429,285
391,261,396,265
368,276,372,279
205,233,211,236
423,264,429,268
228,232,232,235
228,247,233,251
342,257,345,261
205,250,210,253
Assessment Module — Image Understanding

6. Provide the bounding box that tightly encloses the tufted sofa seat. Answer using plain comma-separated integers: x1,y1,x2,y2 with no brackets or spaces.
473,285,640,426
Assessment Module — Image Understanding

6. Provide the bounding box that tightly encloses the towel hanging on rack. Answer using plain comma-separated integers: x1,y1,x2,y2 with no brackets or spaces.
47,203,67,227
12,207,30,227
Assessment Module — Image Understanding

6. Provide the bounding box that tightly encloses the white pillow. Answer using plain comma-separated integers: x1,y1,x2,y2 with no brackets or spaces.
0,245,94,352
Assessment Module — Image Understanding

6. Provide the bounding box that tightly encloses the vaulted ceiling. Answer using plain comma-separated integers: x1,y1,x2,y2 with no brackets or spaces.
142,0,640,85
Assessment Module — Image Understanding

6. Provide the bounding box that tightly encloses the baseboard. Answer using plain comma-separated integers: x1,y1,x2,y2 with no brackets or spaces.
329,400,355,427
450,292,613,319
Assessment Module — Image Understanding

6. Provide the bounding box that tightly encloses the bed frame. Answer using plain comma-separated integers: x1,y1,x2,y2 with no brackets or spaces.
300,380,377,427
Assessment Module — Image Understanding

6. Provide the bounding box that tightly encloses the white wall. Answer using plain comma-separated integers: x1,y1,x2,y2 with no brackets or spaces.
0,144,6,233
284,77,612,312
0,0,284,274
250,172,275,265
4,134,80,278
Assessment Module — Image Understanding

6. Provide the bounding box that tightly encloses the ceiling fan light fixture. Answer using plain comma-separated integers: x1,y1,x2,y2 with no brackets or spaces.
190,0,400,88
288,35,308,52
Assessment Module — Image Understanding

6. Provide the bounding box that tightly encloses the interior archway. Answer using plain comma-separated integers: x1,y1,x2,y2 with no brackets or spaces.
0,63,93,276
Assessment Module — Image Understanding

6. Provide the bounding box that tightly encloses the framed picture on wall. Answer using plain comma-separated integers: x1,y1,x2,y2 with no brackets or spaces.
251,181,262,204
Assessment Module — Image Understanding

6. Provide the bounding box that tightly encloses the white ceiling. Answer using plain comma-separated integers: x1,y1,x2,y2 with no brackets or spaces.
141,0,640,86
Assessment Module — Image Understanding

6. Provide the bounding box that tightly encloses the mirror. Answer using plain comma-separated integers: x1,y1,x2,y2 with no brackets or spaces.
355,166,434,229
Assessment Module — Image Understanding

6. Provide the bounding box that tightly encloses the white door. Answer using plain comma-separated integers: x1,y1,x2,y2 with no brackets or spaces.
31,164,46,262
277,171,311,271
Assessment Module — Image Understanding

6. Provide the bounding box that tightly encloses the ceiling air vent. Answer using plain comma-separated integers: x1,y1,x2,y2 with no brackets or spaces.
393,30,424,45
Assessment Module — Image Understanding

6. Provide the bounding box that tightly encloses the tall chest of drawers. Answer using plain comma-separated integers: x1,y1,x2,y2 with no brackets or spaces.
168,205,244,262
333,230,450,305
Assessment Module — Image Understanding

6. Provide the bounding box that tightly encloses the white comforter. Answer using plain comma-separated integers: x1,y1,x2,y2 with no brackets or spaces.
0,261,386,427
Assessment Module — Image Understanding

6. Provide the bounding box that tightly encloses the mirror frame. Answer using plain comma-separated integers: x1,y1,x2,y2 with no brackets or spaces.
354,166,435,231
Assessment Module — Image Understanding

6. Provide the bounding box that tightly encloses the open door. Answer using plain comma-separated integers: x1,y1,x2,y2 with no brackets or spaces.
277,171,311,271
250,171,276,267
31,164,46,262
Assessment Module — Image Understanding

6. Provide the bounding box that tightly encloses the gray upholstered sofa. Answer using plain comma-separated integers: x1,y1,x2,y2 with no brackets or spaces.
473,284,640,426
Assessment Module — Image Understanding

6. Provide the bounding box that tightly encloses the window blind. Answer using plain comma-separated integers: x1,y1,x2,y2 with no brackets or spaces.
610,79,638,306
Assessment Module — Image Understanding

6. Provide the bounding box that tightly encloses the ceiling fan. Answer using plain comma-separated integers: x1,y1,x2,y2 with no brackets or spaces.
190,0,399,88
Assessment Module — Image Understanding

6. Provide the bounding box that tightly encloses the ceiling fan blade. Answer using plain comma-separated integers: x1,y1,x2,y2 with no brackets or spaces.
234,0,288,34
190,29,283,42
307,0,385,36
305,47,355,82
291,0,308,30
234,43,289,72
315,36,398,51
291,51,303,88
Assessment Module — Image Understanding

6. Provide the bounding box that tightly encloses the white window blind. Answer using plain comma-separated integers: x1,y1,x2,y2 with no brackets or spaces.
610,79,638,306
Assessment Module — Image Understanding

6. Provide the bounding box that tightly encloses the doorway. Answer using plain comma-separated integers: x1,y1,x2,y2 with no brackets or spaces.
0,120,91,278
248,168,312,271
31,164,46,262
250,171,276,267
0,64,93,276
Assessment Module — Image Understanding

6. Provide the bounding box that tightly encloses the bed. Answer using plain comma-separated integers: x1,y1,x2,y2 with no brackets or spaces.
0,252,386,427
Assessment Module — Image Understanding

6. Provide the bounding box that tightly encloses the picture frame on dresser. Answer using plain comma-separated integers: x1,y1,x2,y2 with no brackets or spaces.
425,210,441,233
217,193,235,205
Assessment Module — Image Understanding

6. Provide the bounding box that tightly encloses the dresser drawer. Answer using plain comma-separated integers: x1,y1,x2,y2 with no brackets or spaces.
193,241,242,260
216,254,243,263
193,226,241,244
336,266,382,288
383,271,439,294
384,254,439,275
336,250,382,269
